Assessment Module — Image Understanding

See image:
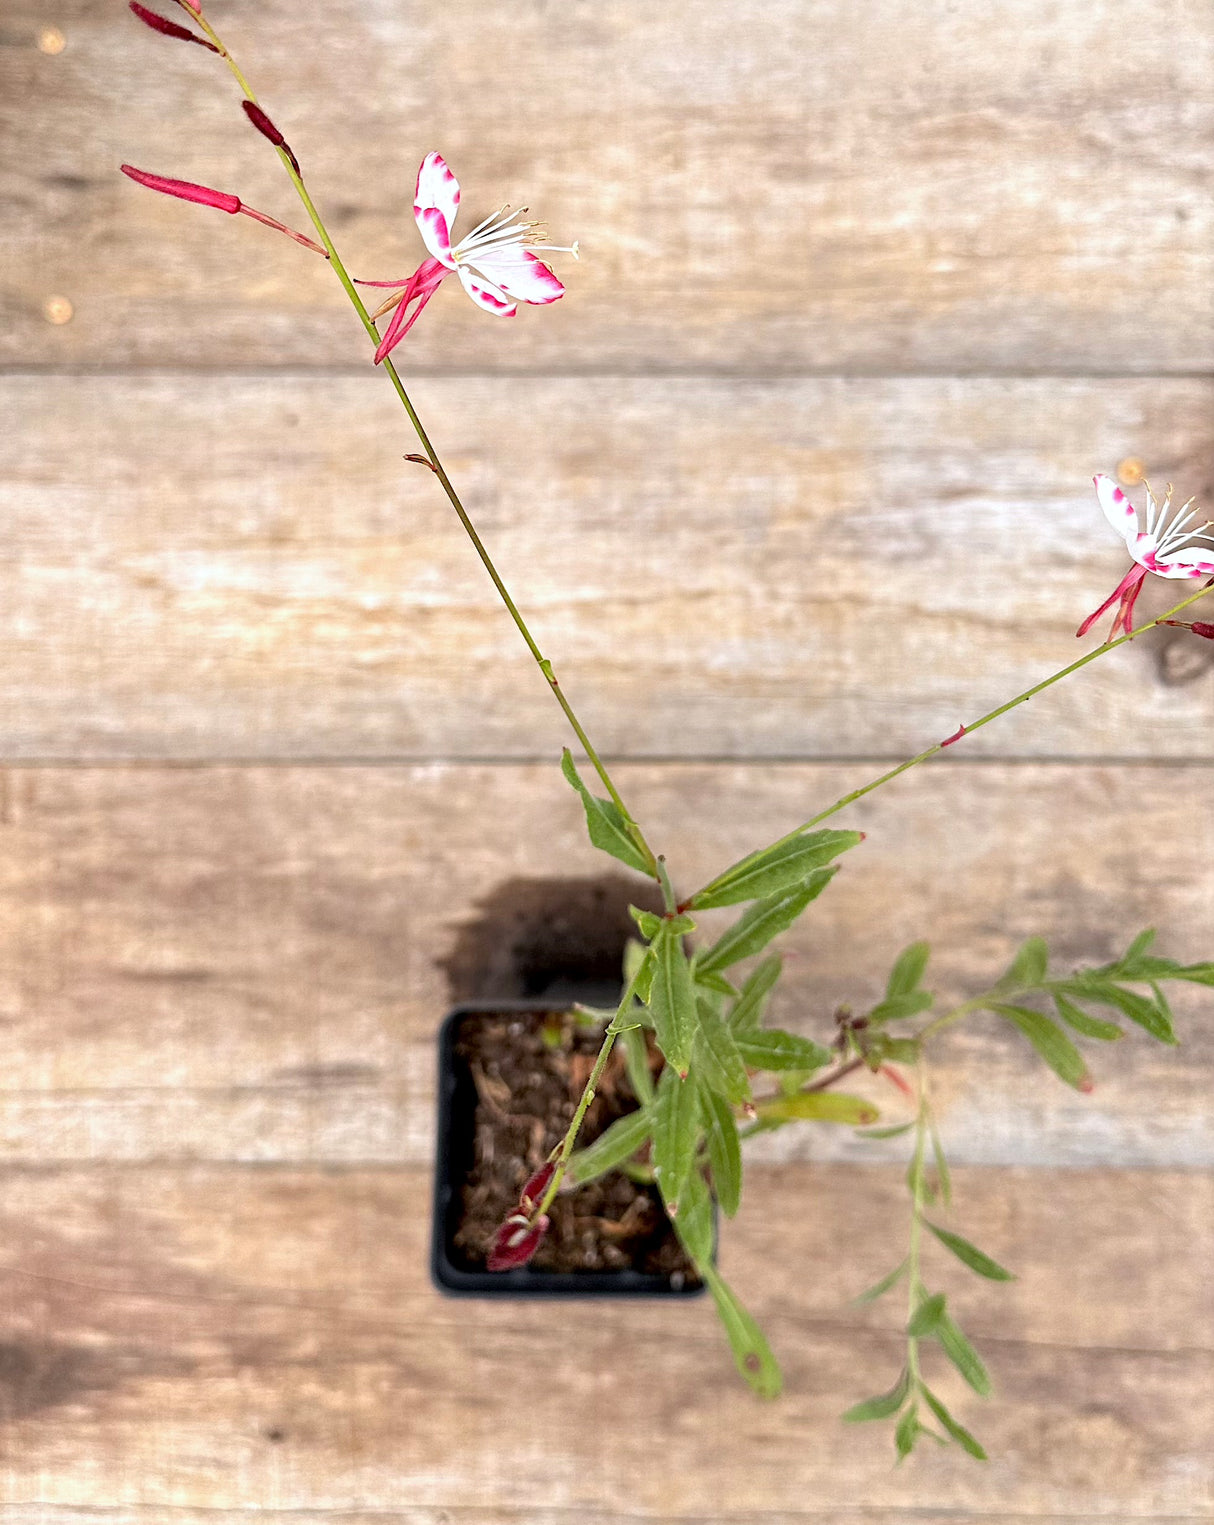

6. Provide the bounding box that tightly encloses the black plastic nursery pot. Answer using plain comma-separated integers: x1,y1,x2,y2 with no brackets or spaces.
431,1002,708,1297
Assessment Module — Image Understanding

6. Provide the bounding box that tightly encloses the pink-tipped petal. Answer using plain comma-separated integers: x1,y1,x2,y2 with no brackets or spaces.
1149,547,1214,578
456,264,518,316
413,152,461,269
120,164,241,213
470,244,565,304
1094,474,1140,549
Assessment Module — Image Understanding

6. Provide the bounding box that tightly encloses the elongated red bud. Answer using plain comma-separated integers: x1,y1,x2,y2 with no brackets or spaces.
941,724,966,747
1191,622,1214,640
120,164,240,213
486,1212,549,1271
242,100,301,175
518,1162,556,1213
129,2,218,49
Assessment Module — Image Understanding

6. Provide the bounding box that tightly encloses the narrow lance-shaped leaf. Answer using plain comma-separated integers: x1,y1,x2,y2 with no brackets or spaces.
648,926,697,1076
867,990,933,1024
938,1311,992,1396
841,1367,911,1423
1000,934,1049,988
560,750,651,875
671,1163,715,1266
695,968,741,999
728,954,782,1032
688,829,863,909
620,1024,655,1106
894,1405,921,1462
703,1266,783,1399
886,940,931,999
753,1091,879,1127
853,1257,909,1304
924,1221,1015,1281
1063,978,1177,1045
920,1386,988,1461
1053,992,1123,1042
734,1028,832,1073
699,1084,742,1218
987,1003,1092,1092
698,869,837,974
565,1107,652,1187
692,997,753,1106
907,1291,947,1338
651,1064,700,1216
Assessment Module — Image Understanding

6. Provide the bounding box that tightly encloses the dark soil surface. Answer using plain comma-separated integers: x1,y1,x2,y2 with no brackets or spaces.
451,1008,698,1283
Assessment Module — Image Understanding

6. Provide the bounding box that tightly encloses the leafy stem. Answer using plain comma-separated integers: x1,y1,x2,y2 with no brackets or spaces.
189,4,657,877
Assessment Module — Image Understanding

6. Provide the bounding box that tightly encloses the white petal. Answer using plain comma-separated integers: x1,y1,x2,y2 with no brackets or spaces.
457,263,517,317
1149,546,1214,578
1094,473,1140,550
466,245,565,305
413,152,461,269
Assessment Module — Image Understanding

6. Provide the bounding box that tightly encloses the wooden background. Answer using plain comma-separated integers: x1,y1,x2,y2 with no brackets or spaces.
2,0,1212,1519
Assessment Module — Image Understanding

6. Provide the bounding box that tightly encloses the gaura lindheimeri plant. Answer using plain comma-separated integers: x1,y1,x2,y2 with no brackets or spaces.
122,0,1214,1462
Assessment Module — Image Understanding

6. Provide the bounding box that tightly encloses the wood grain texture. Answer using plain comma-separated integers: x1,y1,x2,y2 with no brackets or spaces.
4,375,1213,761
0,1164,1206,1516
4,0,1213,371
0,762,1208,1167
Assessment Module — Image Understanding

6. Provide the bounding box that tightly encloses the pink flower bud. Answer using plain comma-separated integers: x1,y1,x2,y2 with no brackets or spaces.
941,724,966,747
518,1162,556,1212
486,1212,549,1271
120,164,241,214
1192,621,1214,640
241,100,301,176
129,2,218,49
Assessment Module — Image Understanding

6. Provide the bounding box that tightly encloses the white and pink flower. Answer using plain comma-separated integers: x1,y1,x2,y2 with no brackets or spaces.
370,152,577,363
1077,474,1214,640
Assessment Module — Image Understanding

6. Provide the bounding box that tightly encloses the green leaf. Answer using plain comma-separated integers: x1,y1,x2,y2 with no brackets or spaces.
651,1064,700,1217
894,1405,920,1461
841,1367,911,1422
920,1386,988,1461
929,1120,951,1208
728,955,782,1032
688,829,863,910
566,1107,651,1186
648,927,698,1076
671,1165,715,1265
987,1004,1092,1092
1053,992,1123,1042
853,1257,909,1304
700,1085,743,1218
925,1221,1015,1281
860,1121,915,1140
620,1024,655,1106
752,1091,879,1127
907,1291,947,1338
868,990,934,1024
733,1027,832,1073
628,905,662,940
886,941,931,999
1065,979,1176,1045
695,968,741,999
1122,927,1157,965
873,1036,921,1064
698,871,837,974
703,1267,782,1398
1173,961,1214,988
938,1312,992,1396
560,750,651,875
693,998,753,1106
1003,934,1049,988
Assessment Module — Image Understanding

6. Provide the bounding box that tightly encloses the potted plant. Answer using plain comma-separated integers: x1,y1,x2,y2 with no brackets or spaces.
119,0,1214,1459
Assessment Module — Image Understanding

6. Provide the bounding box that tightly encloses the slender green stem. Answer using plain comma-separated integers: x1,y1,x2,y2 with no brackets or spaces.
193,7,656,876
904,1070,930,1393
701,577,1214,879
532,963,648,1222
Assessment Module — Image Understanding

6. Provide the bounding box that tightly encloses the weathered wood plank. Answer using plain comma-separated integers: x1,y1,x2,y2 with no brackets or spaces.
0,763,1208,1166
4,0,1213,371
0,1164,1206,1515
3,375,1213,761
